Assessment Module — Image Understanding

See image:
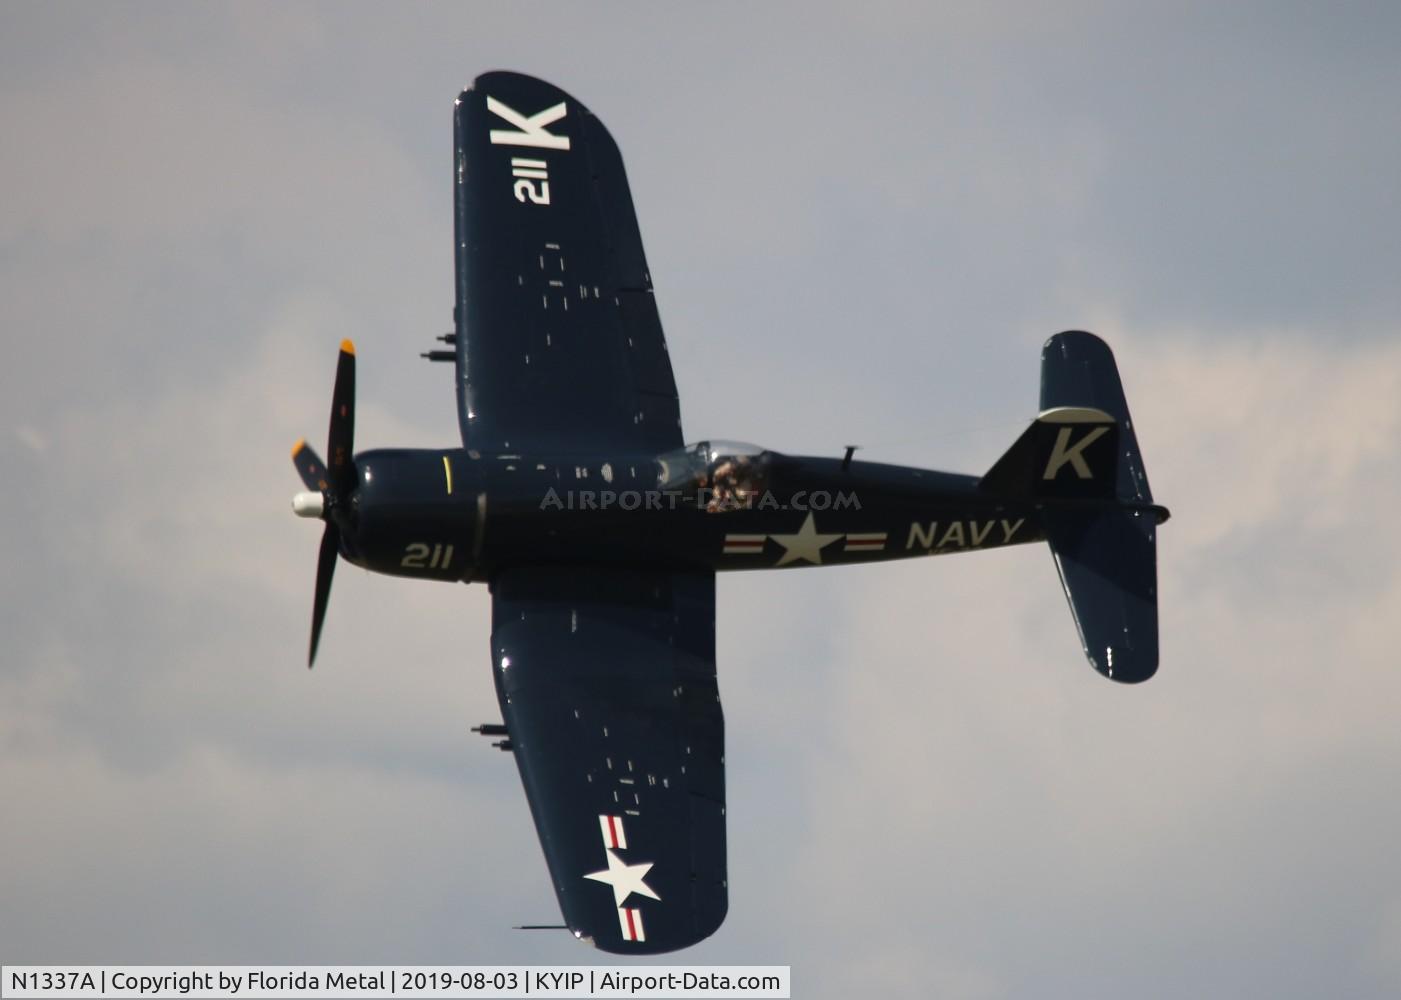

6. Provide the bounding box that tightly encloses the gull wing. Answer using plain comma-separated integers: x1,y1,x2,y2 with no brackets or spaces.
490,566,726,953
454,71,683,454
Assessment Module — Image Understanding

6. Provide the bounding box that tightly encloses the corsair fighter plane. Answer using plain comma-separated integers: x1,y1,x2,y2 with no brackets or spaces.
289,71,1169,954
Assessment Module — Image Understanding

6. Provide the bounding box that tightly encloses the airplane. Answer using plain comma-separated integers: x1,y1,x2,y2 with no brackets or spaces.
289,71,1169,954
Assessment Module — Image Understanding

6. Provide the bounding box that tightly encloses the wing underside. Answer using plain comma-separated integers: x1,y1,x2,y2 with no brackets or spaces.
454,71,683,455
490,566,726,953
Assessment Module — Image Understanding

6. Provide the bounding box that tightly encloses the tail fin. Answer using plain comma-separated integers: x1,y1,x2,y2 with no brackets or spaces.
979,406,1121,501
1041,330,1154,504
984,331,1167,684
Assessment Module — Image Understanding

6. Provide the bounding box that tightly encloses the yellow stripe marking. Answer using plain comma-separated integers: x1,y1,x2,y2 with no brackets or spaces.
443,454,454,495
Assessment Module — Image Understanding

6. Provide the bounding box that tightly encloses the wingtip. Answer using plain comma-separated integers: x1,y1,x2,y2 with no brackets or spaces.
340,338,356,356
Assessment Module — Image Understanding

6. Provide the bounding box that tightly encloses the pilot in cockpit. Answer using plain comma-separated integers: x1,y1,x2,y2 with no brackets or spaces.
658,441,770,513
707,454,758,512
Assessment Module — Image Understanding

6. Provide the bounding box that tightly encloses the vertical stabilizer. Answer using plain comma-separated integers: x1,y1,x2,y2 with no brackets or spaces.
1041,329,1154,504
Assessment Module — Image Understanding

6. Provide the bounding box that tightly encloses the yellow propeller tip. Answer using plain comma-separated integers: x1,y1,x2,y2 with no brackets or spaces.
291,437,307,459
340,339,356,356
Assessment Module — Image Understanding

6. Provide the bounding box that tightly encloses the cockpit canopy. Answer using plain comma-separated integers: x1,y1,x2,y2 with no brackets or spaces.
658,440,772,512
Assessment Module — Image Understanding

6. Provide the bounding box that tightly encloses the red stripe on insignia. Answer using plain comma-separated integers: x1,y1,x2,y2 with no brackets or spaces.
599,814,627,849
620,906,644,942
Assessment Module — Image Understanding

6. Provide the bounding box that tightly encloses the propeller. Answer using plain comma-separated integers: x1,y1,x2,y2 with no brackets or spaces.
290,339,357,668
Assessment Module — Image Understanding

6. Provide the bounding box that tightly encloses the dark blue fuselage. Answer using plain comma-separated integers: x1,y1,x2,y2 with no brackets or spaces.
342,446,1045,583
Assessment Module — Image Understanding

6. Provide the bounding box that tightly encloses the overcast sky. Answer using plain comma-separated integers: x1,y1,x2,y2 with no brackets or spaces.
3,3,1401,997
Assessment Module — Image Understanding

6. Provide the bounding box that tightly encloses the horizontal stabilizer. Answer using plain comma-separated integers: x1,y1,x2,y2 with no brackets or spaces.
1044,507,1160,683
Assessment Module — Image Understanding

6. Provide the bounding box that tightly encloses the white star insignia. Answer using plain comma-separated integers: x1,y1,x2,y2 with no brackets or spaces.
769,512,843,566
583,849,662,908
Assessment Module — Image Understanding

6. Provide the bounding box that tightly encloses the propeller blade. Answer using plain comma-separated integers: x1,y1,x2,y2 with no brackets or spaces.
291,439,330,492
298,340,357,669
327,339,356,495
309,521,340,668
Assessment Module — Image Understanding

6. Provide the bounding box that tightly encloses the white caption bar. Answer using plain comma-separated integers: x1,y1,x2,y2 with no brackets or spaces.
1,967,790,999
